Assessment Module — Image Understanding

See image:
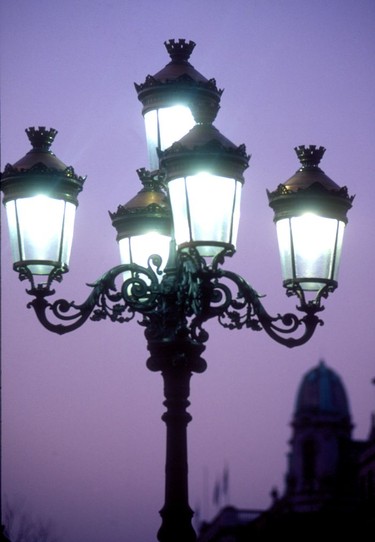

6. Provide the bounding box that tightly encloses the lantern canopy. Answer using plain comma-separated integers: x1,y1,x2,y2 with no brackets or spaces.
159,122,250,259
0,127,85,278
267,145,354,293
135,38,223,171
110,168,172,280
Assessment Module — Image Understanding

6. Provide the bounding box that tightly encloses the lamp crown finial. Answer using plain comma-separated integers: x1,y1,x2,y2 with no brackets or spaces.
164,39,196,62
294,145,326,169
26,126,58,151
136,167,165,192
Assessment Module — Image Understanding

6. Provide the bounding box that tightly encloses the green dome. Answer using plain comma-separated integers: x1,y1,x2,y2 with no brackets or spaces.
295,360,351,419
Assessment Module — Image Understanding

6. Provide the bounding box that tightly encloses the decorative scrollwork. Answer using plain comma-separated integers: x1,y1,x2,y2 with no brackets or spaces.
23,246,324,347
189,265,324,348
284,279,337,311
25,258,162,335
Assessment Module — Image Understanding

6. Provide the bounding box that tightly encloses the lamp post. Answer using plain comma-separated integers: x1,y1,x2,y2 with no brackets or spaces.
1,39,354,542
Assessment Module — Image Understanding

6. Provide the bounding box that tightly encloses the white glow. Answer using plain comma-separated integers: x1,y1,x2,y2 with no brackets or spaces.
276,213,345,291
144,105,195,170
118,232,171,283
5,195,76,275
168,173,242,257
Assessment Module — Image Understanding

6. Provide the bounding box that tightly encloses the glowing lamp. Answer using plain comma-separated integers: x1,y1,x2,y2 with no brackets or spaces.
110,169,172,280
0,127,85,279
159,122,249,258
135,39,222,171
267,145,354,293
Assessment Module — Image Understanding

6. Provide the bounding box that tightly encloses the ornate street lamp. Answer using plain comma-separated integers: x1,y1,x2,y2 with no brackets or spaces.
1,127,85,286
159,119,248,259
135,38,222,171
268,144,354,303
1,40,354,542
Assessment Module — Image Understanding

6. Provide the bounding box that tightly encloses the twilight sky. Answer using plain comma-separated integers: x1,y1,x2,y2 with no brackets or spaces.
1,1,374,541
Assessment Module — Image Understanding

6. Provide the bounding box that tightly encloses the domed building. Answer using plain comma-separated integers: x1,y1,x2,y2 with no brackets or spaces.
284,360,356,512
198,360,375,541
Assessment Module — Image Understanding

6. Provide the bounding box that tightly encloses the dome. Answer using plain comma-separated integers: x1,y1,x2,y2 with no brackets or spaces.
294,360,351,419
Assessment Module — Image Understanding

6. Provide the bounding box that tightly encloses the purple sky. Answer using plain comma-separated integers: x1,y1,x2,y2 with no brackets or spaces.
1,1,374,541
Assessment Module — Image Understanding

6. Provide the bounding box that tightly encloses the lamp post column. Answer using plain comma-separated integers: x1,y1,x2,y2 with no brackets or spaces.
147,339,207,542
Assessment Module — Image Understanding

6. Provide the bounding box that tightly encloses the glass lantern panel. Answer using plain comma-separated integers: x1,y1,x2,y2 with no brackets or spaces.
167,177,190,247
60,203,76,267
276,214,345,291
275,218,293,283
144,110,159,170
4,200,21,265
168,173,242,257
118,232,171,283
231,181,242,248
144,105,195,170
5,196,76,275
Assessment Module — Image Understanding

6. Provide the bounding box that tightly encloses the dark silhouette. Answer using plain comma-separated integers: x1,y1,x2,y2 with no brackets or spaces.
198,361,375,540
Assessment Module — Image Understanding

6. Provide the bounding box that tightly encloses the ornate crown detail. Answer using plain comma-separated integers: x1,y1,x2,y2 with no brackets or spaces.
26,126,58,150
294,145,326,169
136,167,165,188
164,39,196,62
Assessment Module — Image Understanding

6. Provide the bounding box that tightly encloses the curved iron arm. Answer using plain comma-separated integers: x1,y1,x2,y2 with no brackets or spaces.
24,250,324,347
25,257,164,335
191,265,324,348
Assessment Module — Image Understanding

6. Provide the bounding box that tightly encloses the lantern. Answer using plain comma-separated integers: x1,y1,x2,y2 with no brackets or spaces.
267,145,354,293
110,168,172,280
0,127,85,279
159,121,249,259
135,39,222,171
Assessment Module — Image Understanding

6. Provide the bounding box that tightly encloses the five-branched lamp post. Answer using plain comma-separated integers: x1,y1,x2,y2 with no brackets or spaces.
1,39,354,542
